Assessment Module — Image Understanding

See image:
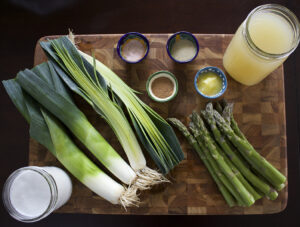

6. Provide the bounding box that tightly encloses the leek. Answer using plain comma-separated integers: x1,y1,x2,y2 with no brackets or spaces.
41,37,168,188
2,79,139,208
15,62,137,186
40,35,184,174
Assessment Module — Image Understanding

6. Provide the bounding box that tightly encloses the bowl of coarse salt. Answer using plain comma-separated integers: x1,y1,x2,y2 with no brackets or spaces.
117,32,149,64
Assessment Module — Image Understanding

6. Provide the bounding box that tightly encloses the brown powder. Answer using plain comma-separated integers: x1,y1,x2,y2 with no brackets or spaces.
151,77,174,99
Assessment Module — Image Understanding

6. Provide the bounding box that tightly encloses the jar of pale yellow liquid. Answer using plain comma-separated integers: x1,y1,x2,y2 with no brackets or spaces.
223,4,300,86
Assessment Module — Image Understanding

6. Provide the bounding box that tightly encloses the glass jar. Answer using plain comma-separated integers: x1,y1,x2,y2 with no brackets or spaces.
223,4,300,86
2,166,72,223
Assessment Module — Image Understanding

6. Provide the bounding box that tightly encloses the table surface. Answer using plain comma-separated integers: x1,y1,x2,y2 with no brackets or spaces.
0,0,299,226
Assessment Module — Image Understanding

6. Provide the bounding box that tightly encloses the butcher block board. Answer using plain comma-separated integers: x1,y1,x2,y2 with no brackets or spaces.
29,34,287,215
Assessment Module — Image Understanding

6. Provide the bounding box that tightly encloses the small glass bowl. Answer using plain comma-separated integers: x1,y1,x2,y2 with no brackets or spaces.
2,166,72,223
194,66,227,99
2,167,58,223
117,32,149,64
166,31,199,63
146,71,178,102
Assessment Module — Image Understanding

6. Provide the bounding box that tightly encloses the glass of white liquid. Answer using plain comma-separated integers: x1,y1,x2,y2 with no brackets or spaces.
2,166,72,223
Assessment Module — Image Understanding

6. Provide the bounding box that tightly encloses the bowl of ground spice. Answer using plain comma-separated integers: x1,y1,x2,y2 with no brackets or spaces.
146,71,178,102
117,32,149,63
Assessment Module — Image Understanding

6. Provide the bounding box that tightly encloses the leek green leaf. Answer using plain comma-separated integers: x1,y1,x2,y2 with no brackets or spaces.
3,79,55,154
16,64,137,185
2,79,30,123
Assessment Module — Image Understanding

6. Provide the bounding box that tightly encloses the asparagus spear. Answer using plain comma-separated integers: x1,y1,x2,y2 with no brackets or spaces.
214,117,251,169
216,101,254,169
220,100,246,140
190,111,255,207
213,110,286,190
203,103,278,200
168,118,236,207
224,135,250,168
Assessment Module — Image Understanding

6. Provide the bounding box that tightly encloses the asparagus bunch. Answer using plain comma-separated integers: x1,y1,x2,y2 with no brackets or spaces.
168,118,236,207
214,101,286,190
168,100,286,207
202,103,278,200
189,121,249,206
189,112,255,206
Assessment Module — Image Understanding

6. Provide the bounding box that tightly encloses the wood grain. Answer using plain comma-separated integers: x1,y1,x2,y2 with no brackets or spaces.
30,34,287,215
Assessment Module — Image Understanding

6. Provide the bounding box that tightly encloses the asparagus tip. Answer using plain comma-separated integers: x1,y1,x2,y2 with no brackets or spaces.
167,118,184,129
213,110,226,125
205,102,213,112
168,118,191,138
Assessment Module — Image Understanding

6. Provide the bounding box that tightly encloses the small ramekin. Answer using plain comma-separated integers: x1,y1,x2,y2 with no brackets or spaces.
166,31,199,63
194,66,227,99
117,32,149,64
146,71,178,102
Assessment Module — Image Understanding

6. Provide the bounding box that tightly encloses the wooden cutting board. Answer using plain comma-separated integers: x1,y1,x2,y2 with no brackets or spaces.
30,34,287,215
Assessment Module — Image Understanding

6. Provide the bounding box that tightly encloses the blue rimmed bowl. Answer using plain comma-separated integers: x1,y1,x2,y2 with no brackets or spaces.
117,32,149,64
166,31,199,63
194,67,227,99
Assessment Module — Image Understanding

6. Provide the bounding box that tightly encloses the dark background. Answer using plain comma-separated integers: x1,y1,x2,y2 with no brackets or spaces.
0,0,299,226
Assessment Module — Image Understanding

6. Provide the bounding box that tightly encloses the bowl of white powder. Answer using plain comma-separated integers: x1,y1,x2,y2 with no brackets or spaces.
117,32,149,64
166,31,199,63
